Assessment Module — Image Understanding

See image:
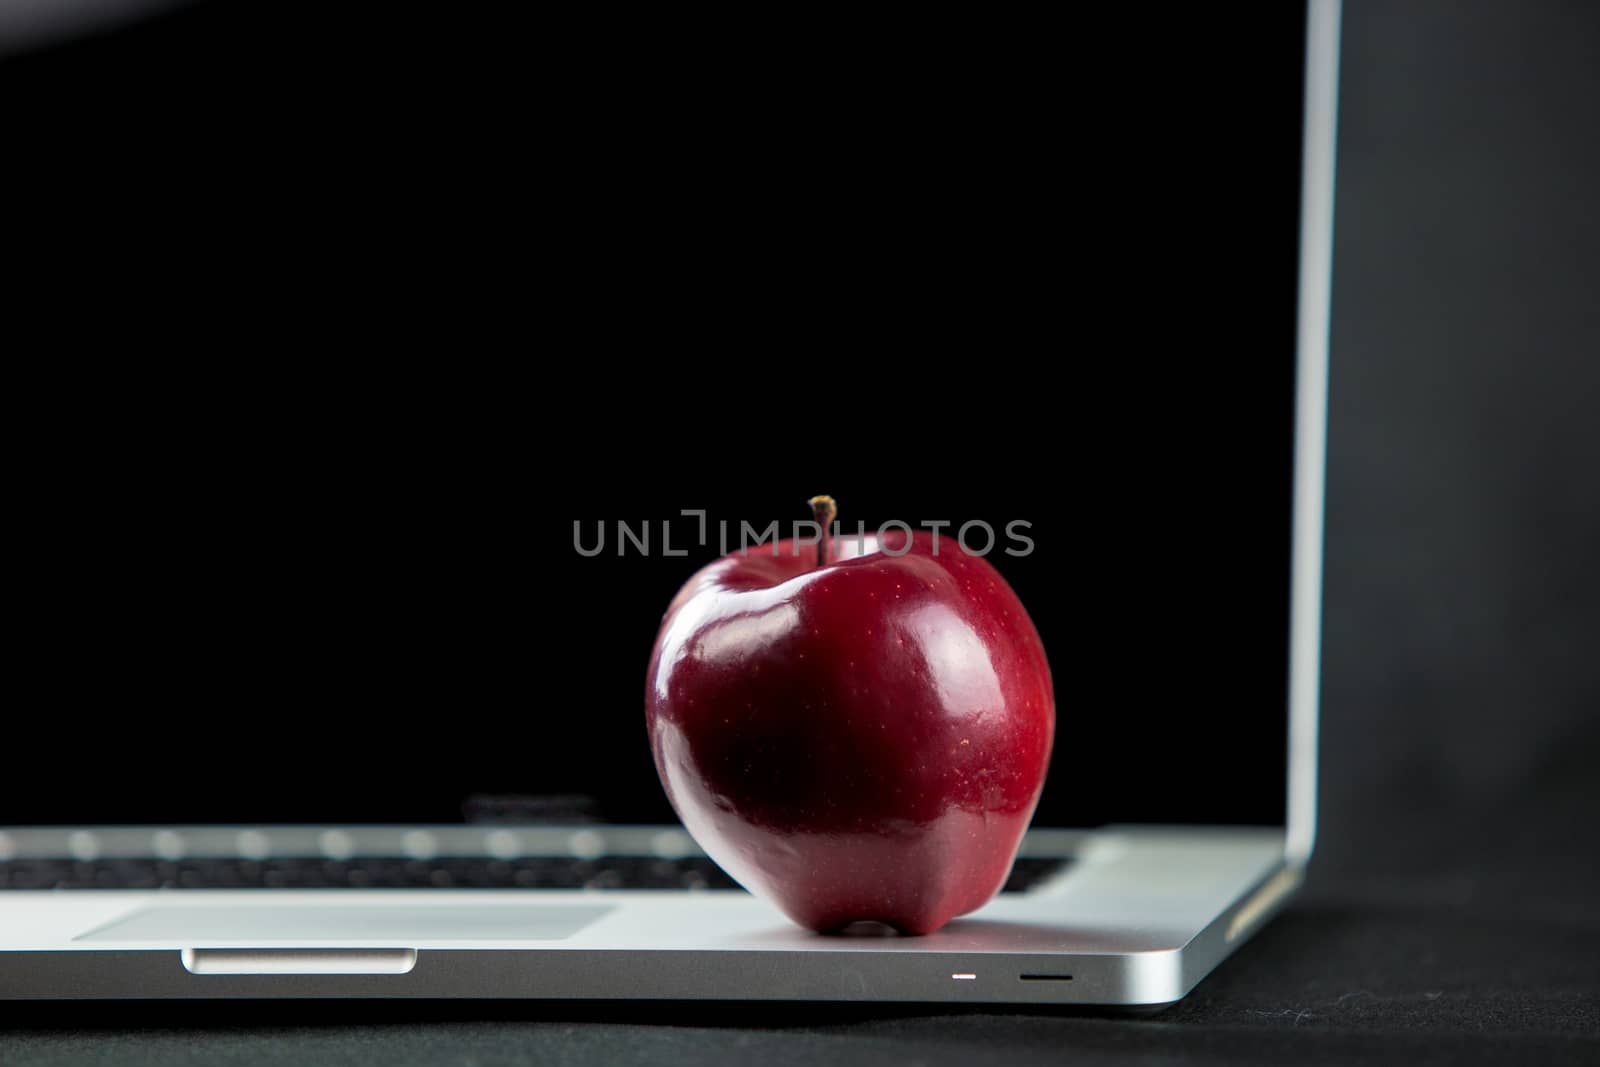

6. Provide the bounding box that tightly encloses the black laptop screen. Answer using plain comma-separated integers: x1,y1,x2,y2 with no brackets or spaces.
6,6,1308,829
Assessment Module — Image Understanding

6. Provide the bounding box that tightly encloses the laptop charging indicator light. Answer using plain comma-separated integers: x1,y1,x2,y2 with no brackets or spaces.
951,973,977,980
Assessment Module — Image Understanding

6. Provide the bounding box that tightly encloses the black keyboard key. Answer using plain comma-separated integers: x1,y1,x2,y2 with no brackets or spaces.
1002,857,1069,893
0,853,1064,893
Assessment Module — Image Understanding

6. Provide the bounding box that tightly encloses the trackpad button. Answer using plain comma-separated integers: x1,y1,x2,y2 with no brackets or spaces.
75,902,611,943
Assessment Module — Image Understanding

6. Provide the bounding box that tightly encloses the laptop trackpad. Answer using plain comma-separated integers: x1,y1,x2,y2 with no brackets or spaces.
75,901,611,944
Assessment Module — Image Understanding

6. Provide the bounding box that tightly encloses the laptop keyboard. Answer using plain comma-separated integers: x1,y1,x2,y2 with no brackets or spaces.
0,855,1068,893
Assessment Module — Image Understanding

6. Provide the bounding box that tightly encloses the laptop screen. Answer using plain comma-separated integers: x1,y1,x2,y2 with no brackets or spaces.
7,6,1308,832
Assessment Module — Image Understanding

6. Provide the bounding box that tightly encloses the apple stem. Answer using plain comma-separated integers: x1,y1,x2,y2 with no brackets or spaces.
808,495,837,568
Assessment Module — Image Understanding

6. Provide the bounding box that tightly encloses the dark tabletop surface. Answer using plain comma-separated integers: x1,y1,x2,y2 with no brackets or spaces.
3,0,1598,1063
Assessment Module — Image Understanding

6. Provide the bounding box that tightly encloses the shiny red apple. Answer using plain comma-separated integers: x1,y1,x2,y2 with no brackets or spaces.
645,498,1054,935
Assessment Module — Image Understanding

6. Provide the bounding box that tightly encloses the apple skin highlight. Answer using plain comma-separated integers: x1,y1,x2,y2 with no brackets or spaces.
645,526,1054,935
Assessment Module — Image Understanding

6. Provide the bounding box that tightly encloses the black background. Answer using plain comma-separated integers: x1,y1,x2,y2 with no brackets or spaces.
3,2,1304,830
3,2,1598,1064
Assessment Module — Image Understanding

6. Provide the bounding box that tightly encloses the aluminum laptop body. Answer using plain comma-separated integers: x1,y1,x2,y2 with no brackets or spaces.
0,0,1339,1006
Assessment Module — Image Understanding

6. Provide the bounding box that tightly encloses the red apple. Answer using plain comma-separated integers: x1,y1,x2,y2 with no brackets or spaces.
645,497,1054,935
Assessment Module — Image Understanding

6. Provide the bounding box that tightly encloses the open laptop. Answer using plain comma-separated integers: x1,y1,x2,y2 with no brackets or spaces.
0,1,1339,1006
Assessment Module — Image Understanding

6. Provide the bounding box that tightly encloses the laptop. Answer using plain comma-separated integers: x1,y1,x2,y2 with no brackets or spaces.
0,1,1339,1006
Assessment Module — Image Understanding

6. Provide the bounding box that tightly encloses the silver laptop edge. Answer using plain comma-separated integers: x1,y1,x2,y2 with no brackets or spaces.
1288,0,1340,865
